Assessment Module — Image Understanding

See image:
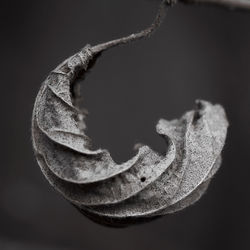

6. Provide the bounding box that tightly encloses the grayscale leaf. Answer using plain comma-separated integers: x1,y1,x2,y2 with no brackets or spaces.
32,0,229,227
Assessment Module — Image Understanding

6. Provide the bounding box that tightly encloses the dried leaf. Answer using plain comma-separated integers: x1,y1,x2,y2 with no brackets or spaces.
32,44,228,227
32,1,229,227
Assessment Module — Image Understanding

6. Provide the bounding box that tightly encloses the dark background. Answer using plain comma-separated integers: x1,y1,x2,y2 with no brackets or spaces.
1,0,250,249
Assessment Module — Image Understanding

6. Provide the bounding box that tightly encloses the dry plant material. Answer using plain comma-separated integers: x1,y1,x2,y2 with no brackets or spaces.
32,0,228,227
181,0,250,10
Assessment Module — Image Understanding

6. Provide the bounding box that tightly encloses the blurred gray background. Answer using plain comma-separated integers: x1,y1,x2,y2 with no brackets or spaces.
0,0,250,249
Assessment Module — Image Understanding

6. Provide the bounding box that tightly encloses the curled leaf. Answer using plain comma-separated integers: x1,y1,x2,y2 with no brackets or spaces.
32,1,228,227
32,44,228,227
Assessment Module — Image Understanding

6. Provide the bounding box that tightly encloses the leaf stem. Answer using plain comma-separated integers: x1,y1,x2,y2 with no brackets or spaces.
91,0,176,55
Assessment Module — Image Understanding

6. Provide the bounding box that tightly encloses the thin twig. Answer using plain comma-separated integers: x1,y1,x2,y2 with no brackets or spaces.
180,0,250,10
